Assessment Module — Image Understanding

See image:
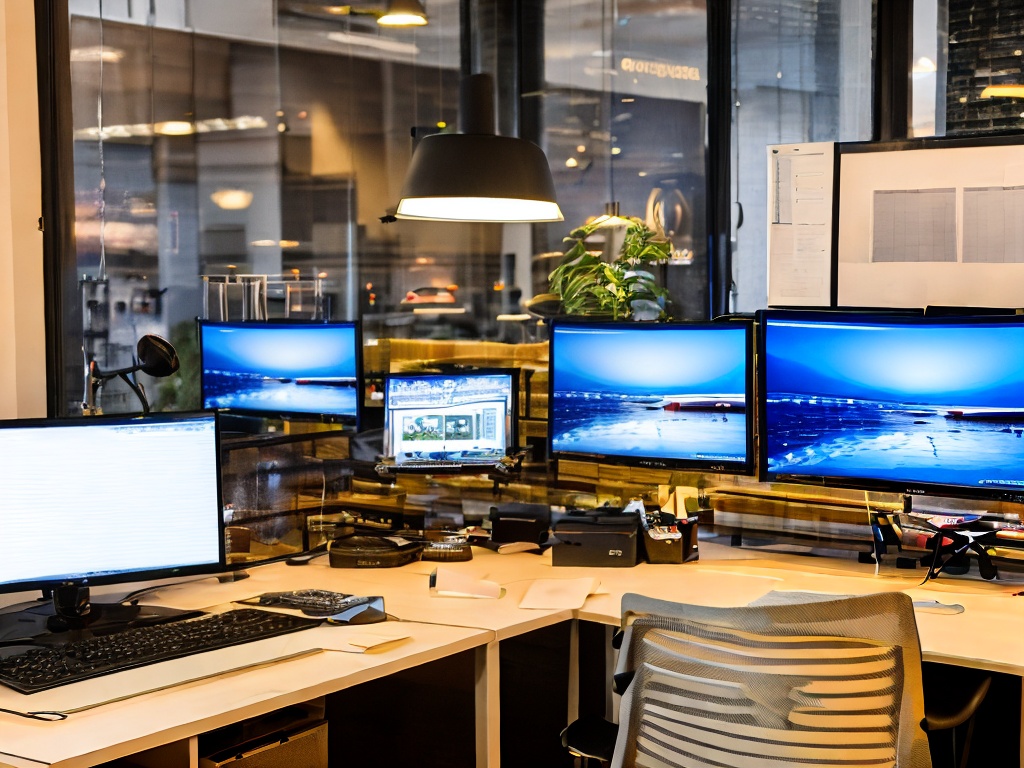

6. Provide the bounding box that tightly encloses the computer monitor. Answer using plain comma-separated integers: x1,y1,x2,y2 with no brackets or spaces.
383,370,517,466
199,321,361,426
548,321,755,474
0,412,224,632
758,310,1024,503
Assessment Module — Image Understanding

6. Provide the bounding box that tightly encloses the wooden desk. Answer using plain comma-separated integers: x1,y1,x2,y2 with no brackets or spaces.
1,542,1021,768
0,621,490,768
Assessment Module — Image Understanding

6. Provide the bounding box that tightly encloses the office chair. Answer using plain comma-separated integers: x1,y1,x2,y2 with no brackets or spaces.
563,591,935,767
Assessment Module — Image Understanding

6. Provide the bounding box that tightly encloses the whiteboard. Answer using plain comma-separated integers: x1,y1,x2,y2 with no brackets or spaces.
766,143,834,307
837,142,1024,309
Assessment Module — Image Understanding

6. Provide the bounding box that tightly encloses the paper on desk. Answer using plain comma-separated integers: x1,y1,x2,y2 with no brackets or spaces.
519,577,600,610
333,628,413,652
429,567,502,599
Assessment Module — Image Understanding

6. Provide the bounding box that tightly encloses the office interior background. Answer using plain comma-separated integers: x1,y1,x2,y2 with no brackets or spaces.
3,0,1015,419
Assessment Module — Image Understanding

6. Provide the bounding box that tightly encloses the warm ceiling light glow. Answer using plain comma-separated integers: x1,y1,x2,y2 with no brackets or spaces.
980,84,1024,99
73,115,268,141
611,147,622,155
70,45,125,63
326,30,419,55
396,197,562,223
912,56,936,74
210,189,254,210
154,121,195,136
251,239,300,248
377,0,428,26
565,157,579,168
576,144,586,153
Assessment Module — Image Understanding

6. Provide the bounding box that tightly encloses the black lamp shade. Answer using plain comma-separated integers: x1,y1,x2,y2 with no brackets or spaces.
395,133,563,222
394,73,562,223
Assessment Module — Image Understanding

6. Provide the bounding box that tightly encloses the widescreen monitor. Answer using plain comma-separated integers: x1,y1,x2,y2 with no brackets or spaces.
200,321,361,425
548,321,755,474
383,370,517,467
0,412,224,599
759,311,1024,503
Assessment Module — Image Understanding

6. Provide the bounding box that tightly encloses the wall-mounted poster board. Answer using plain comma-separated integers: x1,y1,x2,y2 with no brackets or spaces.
766,142,835,307
837,138,1024,309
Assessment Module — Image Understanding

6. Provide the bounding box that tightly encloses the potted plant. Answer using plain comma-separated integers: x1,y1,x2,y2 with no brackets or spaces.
545,216,672,321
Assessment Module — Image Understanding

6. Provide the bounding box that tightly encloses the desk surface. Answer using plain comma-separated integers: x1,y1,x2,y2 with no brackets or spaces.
89,540,1024,676
2,540,1022,768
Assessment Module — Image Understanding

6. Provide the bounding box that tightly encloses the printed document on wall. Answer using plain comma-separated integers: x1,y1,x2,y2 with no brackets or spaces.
767,143,834,306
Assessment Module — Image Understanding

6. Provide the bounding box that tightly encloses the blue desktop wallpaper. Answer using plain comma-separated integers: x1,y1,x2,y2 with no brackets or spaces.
550,325,749,465
201,324,358,419
764,318,1024,491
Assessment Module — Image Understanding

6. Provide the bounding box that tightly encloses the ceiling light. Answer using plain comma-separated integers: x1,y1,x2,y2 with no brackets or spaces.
588,202,634,229
210,189,254,210
394,73,562,223
326,30,419,55
913,56,936,74
377,0,428,26
70,45,125,63
154,121,195,136
980,84,1024,99
320,1,427,26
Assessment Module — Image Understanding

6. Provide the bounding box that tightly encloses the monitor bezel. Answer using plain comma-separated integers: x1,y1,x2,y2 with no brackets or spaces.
757,309,1024,504
198,319,362,428
0,411,226,596
381,367,520,461
547,319,756,475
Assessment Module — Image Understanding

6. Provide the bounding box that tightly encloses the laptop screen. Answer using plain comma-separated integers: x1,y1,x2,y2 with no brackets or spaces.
384,370,517,465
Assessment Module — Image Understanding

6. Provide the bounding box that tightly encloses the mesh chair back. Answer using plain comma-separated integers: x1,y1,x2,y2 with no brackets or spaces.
612,592,931,768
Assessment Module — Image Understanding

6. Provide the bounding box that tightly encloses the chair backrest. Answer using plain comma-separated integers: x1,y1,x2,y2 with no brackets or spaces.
612,592,931,768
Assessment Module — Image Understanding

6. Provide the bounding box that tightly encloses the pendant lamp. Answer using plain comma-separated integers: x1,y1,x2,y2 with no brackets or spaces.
394,73,563,223
377,0,428,26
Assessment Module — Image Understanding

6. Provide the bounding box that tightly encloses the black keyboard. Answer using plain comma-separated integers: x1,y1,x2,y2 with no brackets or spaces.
0,608,323,694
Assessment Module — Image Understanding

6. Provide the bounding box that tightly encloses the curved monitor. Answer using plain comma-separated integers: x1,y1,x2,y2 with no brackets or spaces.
0,412,224,596
200,320,361,425
548,321,755,474
759,310,1024,503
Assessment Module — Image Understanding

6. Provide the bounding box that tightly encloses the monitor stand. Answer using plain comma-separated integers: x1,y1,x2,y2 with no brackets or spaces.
0,585,202,643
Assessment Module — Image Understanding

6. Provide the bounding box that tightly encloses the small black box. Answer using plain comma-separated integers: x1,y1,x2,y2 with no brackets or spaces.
551,510,639,567
489,502,551,544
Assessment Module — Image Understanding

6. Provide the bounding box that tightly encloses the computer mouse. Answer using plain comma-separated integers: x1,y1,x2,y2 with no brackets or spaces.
913,600,965,615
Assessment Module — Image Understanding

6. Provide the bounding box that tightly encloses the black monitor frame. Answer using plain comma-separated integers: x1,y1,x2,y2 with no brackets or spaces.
757,309,1024,505
0,411,225,632
198,319,362,428
382,367,520,463
547,319,756,475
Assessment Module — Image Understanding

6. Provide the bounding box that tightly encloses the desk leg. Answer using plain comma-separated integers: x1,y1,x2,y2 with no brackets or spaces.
476,640,501,768
567,618,580,726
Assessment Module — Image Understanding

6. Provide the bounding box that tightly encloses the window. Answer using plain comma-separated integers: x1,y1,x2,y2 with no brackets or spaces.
61,0,470,415
730,0,873,312
538,0,709,320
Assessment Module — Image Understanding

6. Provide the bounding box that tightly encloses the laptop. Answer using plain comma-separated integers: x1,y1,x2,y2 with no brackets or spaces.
380,369,518,473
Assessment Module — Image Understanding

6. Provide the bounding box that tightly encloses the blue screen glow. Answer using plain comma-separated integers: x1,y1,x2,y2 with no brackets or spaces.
762,314,1024,495
201,322,359,422
550,323,752,470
